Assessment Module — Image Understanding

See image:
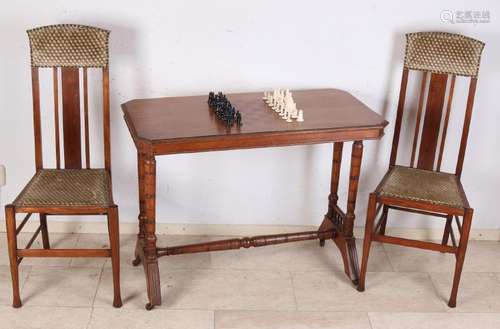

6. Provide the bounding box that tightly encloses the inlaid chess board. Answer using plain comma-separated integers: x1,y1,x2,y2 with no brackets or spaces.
122,89,387,155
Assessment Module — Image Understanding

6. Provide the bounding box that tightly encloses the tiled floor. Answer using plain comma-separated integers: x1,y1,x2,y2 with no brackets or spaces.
1,232,500,328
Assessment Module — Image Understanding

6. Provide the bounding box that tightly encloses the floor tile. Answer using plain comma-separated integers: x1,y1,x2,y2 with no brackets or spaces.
215,310,371,329
0,265,31,306
384,242,456,273
211,239,392,273
94,266,145,308
369,312,500,329
95,267,296,311
88,308,213,329
0,232,9,266
21,267,102,307
22,233,79,267
0,305,92,329
430,272,500,312
70,234,109,268
293,271,446,312
464,241,500,272
385,240,500,274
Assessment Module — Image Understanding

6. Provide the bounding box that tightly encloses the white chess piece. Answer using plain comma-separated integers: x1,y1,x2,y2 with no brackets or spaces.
297,110,304,122
291,103,298,118
267,94,274,105
265,91,271,104
286,111,292,122
278,101,285,116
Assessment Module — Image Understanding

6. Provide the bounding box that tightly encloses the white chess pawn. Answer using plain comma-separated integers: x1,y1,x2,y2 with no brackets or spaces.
297,110,304,122
286,111,292,122
278,102,285,116
268,91,273,103
271,89,277,104
291,103,298,118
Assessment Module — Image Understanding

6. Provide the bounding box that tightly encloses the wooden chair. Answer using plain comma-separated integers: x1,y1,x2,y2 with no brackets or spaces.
358,32,484,308
4,24,122,308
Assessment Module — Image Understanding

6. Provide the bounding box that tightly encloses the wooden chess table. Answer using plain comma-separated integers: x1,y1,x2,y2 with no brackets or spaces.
122,89,388,309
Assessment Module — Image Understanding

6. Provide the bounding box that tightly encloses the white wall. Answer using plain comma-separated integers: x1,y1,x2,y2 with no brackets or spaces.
1,0,499,231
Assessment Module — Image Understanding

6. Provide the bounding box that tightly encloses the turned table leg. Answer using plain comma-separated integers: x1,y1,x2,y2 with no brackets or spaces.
133,152,146,267
344,140,363,284
319,142,343,247
143,155,161,310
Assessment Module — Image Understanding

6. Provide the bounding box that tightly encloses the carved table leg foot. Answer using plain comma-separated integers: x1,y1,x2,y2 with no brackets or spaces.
346,237,360,285
144,258,161,309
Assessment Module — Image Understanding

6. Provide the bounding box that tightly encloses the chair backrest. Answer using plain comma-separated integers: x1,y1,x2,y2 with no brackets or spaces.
389,32,484,178
27,24,111,172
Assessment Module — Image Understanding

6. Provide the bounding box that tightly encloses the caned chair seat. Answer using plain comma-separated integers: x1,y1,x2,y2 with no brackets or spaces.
377,166,467,208
13,169,112,208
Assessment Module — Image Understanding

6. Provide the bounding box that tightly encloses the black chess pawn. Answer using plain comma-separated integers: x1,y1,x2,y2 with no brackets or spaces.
236,111,242,126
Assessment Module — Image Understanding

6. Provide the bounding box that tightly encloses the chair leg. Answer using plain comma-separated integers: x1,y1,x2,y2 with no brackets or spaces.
5,205,22,308
39,213,50,249
107,206,123,308
358,193,377,292
448,209,473,308
441,215,453,248
379,206,388,235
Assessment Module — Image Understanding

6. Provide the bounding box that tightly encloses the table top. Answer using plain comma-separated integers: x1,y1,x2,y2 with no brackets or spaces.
122,89,388,155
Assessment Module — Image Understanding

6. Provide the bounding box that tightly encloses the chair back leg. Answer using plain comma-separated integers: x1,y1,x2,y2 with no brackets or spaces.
448,209,473,307
441,215,453,249
378,206,388,235
358,193,377,292
107,206,123,308
5,206,22,308
39,214,50,249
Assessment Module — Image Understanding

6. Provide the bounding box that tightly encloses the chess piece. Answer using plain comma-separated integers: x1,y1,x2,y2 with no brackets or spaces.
297,110,304,122
286,111,292,122
291,102,298,118
279,101,285,116
236,111,242,126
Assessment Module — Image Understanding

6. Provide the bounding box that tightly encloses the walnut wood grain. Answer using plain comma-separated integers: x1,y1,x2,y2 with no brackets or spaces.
417,73,448,170
61,67,82,169
158,230,335,257
123,89,387,155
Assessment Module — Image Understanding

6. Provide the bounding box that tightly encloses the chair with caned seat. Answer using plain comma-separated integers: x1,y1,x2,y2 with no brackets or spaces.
4,24,122,308
357,32,484,308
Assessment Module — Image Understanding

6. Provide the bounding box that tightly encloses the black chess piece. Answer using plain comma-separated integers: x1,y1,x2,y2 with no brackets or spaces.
207,91,240,128
236,111,242,126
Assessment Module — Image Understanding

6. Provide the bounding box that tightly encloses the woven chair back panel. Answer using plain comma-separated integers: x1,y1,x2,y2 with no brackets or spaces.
404,32,484,77
27,24,109,67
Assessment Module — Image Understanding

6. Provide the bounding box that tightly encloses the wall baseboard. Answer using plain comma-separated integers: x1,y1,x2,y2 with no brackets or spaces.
0,219,499,241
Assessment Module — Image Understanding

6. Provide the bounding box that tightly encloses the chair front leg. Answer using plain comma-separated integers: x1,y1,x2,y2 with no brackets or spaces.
448,209,473,308
107,205,123,308
5,205,22,308
358,193,377,292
